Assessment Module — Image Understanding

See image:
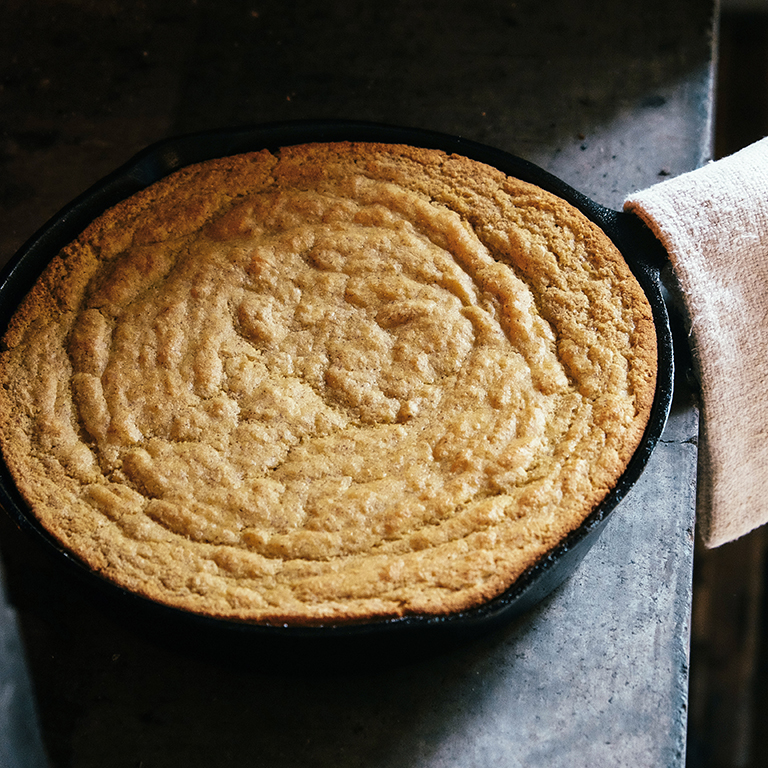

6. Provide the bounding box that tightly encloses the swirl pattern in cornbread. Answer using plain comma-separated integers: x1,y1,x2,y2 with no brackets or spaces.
0,143,656,624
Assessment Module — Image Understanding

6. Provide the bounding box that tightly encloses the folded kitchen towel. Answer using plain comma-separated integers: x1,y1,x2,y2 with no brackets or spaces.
624,137,768,548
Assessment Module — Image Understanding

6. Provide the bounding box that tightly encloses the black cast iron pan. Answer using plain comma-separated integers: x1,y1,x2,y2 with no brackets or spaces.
0,121,674,658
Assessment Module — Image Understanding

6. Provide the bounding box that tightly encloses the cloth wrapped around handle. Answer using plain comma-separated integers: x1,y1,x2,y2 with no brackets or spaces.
624,137,768,547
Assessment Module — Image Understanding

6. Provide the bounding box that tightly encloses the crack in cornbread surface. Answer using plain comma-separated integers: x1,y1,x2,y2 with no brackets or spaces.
0,142,657,625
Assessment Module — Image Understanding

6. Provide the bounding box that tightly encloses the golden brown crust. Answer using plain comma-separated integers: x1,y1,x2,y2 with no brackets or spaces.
0,142,657,625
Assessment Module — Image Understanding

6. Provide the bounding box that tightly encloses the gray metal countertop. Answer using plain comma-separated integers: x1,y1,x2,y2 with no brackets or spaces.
0,1,713,765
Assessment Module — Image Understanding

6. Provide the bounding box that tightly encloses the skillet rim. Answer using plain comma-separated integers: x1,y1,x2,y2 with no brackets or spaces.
0,119,674,642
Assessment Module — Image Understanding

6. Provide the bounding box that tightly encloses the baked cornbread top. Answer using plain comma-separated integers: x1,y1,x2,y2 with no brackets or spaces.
0,142,657,625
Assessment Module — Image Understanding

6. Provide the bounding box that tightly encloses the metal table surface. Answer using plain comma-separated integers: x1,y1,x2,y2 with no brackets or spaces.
0,1,713,766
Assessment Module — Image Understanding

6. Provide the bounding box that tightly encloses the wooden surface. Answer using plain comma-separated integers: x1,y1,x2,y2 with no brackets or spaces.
686,10,768,768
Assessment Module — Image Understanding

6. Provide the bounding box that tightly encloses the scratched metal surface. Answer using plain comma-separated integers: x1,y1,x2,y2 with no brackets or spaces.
0,1,711,765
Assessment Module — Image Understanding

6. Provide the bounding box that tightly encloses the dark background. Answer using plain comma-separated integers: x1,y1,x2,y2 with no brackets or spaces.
687,8,768,767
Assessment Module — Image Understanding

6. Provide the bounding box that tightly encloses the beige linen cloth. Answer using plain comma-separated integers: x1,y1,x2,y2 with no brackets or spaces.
624,137,768,548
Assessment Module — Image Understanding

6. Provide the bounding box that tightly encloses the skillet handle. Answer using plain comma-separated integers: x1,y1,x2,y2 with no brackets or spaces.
594,207,670,278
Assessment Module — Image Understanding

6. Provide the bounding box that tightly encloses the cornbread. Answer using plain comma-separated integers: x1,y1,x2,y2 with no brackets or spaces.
0,142,657,625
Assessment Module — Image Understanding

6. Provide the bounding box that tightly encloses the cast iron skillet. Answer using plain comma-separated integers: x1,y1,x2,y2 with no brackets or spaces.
0,121,674,655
